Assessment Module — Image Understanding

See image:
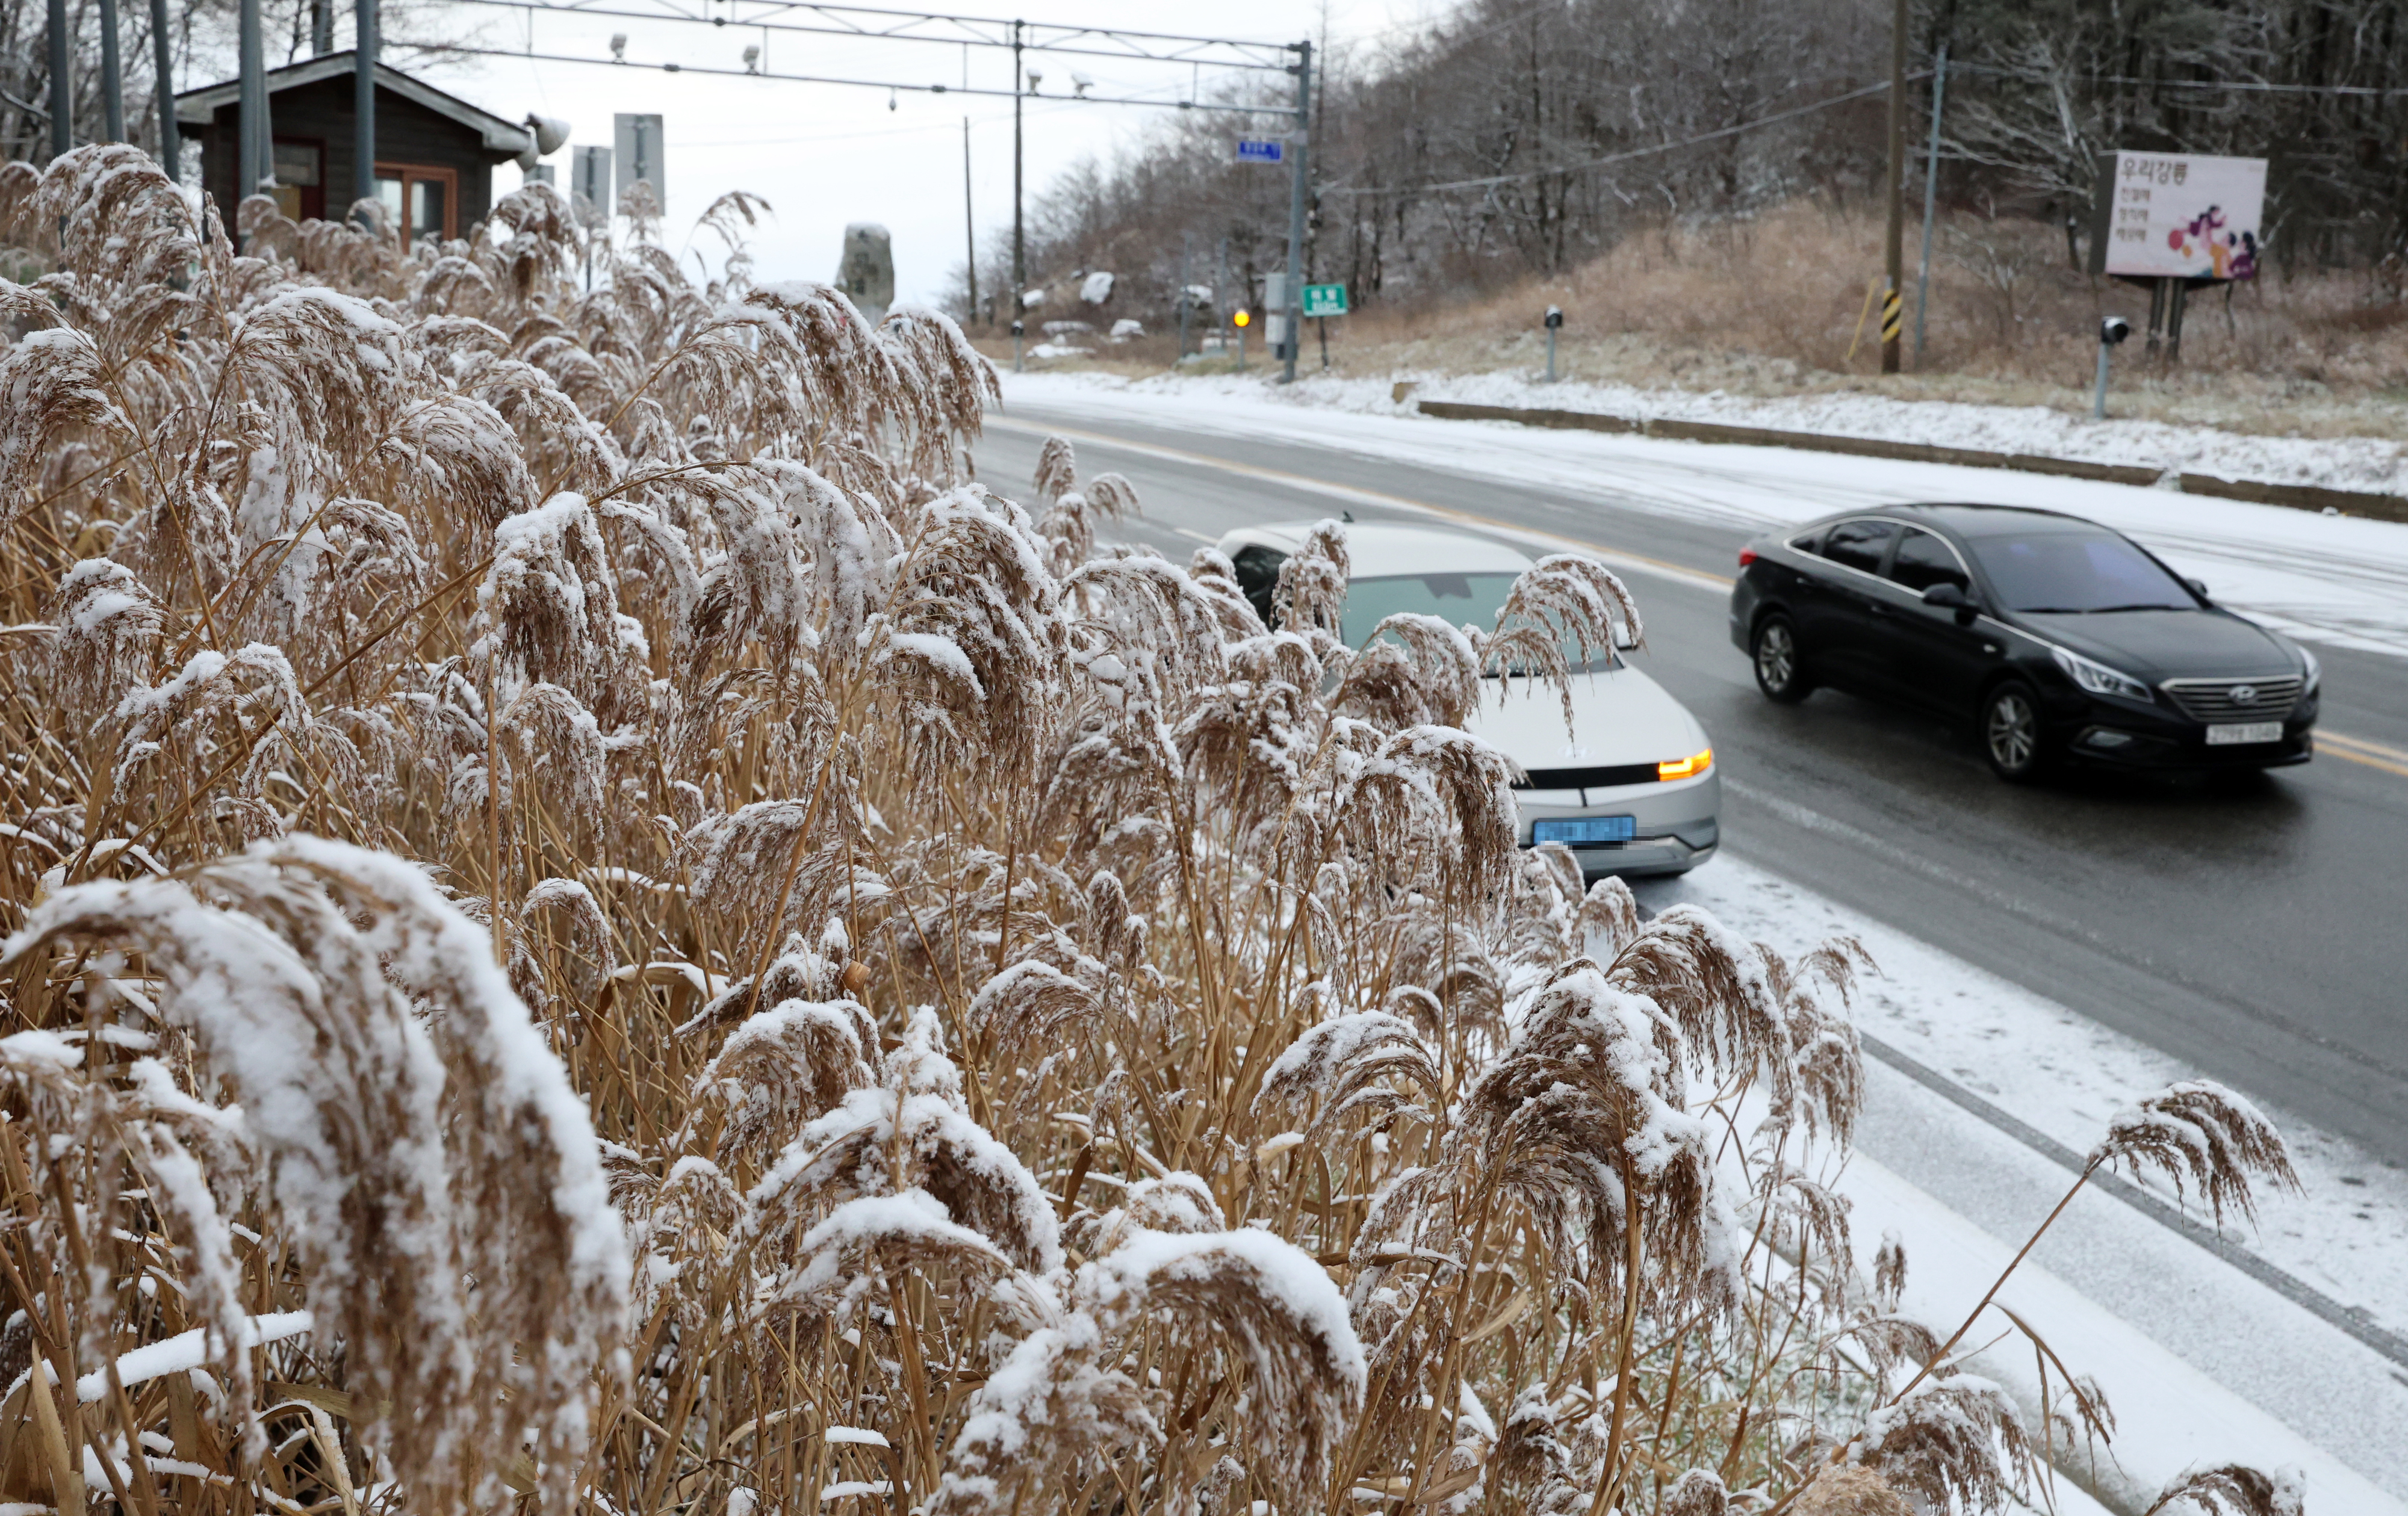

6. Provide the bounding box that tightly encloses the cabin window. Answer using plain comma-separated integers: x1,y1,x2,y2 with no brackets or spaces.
373,162,459,250
270,138,324,222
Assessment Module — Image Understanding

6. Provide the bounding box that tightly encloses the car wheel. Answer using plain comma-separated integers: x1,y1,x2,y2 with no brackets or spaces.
1982,681,2050,782
1752,614,1813,704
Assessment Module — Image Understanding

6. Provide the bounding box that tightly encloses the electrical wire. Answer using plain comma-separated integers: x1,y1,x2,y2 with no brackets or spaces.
1321,73,1919,198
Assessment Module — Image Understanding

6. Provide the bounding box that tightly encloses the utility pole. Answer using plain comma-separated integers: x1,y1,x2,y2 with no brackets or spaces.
312,0,333,54
1178,230,1191,359
98,0,125,140
1279,38,1309,385
354,0,377,227
1881,0,1907,374
151,0,178,178
1913,39,1947,365
47,0,70,159
239,0,267,194
1012,20,1025,373
961,115,977,326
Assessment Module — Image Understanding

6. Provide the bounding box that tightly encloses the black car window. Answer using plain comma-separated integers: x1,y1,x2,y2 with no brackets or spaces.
1966,531,2195,613
1230,545,1287,625
1888,528,1971,593
1819,519,1898,575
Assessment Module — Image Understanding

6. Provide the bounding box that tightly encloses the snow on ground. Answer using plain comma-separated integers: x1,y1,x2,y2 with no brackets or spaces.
1055,366,2408,498
1001,372,2408,658
1646,852,2408,1502
1656,849,2408,1342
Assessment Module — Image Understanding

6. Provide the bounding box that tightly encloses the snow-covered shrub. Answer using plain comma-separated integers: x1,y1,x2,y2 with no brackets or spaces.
0,144,2302,1516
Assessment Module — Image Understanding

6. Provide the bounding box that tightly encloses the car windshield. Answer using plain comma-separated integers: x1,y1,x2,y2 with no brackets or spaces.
1343,572,1618,673
1966,531,2195,613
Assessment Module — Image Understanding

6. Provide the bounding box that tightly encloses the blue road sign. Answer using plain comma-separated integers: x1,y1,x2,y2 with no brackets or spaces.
1235,138,1285,165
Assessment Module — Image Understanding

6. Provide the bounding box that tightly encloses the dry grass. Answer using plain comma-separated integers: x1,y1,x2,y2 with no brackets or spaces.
0,147,2306,1516
993,200,2408,442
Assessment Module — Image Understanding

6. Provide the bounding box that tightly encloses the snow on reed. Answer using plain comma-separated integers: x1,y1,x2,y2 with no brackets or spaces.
0,140,2312,1515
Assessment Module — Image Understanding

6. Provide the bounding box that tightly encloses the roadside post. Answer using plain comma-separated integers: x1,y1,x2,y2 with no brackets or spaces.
1010,318,1023,373
1543,305,1563,383
2093,315,2132,419
1232,309,1249,371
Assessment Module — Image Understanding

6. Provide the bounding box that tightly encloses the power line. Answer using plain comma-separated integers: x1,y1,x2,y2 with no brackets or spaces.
444,41,1296,114
1947,61,2408,97
446,0,1300,72
1323,75,1914,198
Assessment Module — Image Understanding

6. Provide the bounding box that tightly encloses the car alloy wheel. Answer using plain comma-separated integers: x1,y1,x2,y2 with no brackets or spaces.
1984,682,2046,781
1752,615,1811,704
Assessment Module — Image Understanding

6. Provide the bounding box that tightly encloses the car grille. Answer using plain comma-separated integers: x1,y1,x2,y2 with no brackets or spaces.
1516,763,1660,790
2160,675,2302,723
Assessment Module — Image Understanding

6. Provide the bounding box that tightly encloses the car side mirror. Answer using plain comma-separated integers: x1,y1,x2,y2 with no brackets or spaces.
1922,581,1978,624
2185,577,2210,601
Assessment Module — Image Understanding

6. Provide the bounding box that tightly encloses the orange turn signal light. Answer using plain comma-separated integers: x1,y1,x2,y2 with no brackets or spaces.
1658,746,1713,781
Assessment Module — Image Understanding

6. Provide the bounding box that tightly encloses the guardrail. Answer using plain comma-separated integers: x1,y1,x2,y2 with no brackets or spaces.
1410,399,2408,524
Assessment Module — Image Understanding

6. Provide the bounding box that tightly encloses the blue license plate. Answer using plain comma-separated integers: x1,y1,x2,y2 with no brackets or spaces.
1533,815,1636,846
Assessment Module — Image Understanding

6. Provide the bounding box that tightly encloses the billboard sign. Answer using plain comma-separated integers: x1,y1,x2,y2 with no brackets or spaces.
2101,150,2265,280
1235,138,1284,165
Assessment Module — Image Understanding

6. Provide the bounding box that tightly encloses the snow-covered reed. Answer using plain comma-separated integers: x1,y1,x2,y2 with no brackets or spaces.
0,146,2303,1515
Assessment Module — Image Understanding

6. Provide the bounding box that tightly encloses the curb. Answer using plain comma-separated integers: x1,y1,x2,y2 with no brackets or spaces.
1409,399,2408,524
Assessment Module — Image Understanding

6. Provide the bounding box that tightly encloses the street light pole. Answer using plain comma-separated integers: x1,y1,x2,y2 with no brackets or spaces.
98,0,125,141
961,115,977,326
1279,39,1309,385
1881,0,1907,374
47,0,71,160
1913,40,1947,366
150,0,178,178
239,0,267,195
354,0,377,226
1012,20,1025,374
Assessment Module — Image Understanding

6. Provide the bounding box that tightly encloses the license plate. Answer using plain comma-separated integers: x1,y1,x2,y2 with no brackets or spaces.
1533,815,1636,846
2206,722,2284,746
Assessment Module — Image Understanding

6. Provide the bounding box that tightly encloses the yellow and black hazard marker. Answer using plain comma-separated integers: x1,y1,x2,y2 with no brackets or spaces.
1880,286,1905,344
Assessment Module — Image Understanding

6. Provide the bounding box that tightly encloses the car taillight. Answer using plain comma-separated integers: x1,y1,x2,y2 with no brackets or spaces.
1737,546,1758,567
1659,746,1713,781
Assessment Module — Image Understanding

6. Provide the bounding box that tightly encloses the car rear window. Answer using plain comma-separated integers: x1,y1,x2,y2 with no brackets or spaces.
1967,531,2195,613
1819,519,1898,574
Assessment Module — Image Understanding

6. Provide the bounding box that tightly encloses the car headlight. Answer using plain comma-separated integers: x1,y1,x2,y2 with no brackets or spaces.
2300,644,2321,695
2051,646,2155,703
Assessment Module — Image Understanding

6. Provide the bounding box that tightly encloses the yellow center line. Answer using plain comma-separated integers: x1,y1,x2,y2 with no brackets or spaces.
986,411,2401,781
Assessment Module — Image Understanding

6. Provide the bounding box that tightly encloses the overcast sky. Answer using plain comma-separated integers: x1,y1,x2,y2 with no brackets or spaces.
385,0,1447,304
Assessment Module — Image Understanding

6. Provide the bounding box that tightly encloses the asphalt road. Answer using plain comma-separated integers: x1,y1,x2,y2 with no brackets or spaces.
975,401,2408,1170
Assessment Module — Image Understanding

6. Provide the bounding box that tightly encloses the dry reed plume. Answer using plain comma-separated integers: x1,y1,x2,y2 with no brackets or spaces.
0,145,2307,1515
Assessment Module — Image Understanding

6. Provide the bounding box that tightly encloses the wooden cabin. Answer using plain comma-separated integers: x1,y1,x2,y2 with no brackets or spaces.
178,54,532,249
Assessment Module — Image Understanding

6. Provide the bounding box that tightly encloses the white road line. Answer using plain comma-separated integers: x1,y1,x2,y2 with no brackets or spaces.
984,412,1736,595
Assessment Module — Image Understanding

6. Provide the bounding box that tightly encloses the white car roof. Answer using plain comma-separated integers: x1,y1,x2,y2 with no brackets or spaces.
1218,521,1535,579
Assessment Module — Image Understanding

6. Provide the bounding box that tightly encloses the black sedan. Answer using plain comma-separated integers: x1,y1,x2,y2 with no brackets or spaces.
1727,504,2321,781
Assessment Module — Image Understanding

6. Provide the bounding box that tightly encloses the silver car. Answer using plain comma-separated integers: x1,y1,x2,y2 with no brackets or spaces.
1217,521,1720,879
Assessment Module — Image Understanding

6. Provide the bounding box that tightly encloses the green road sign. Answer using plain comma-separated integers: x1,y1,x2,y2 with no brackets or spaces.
1302,282,1348,317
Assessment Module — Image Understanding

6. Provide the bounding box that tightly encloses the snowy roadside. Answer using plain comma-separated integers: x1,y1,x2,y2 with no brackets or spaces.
1645,852,2408,1503
1017,366,2408,500
999,372,2408,659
